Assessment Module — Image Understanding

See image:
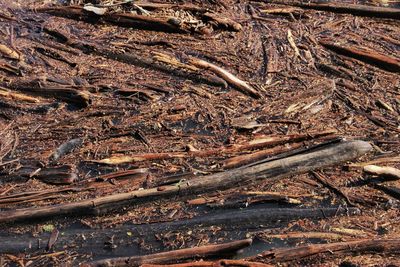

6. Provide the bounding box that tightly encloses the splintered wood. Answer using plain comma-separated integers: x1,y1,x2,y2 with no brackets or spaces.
0,0,399,266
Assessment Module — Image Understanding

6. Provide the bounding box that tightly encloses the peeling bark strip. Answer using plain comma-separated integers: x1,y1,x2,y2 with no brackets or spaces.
83,239,252,267
93,130,336,165
267,0,400,19
0,140,371,223
319,40,400,73
248,238,400,263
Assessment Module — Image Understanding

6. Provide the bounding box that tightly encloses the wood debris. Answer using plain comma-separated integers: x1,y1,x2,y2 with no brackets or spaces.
0,0,399,266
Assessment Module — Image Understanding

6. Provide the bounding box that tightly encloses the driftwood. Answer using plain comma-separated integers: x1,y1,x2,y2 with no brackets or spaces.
0,140,371,223
363,165,400,180
248,238,400,263
1,165,78,185
38,6,185,33
188,57,261,98
141,260,273,267
266,0,400,19
94,130,336,164
319,40,400,73
0,206,359,254
42,27,227,89
259,231,346,241
0,87,40,103
222,143,303,169
82,239,252,267
10,81,91,107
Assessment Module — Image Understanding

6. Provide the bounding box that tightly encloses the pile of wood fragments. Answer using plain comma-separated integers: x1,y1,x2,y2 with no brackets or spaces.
0,0,399,266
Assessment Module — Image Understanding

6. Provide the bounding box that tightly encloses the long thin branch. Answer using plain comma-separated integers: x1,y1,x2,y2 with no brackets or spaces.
265,0,400,19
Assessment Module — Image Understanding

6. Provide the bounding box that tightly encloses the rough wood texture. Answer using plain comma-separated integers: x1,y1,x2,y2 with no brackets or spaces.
0,140,371,223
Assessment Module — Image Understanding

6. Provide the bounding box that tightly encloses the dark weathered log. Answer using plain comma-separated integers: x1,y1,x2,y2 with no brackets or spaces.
266,0,400,19
248,238,400,263
319,40,400,73
0,140,371,223
82,239,252,267
0,206,359,254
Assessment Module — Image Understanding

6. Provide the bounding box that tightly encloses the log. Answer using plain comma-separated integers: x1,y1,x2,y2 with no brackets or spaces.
82,239,252,267
266,0,400,19
0,206,359,254
141,260,273,267
0,140,371,223
248,238,400,263
319,40,400,73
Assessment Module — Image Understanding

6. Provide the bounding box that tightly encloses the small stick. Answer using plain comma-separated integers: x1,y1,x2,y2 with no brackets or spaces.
188,57,262,98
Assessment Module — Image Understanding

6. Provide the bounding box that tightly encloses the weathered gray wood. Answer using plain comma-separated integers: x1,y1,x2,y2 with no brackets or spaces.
0,140,371,223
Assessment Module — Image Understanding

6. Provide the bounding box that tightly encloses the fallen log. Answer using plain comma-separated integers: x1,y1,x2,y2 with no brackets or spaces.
248,238,400,263
141,260,273,267
0,140,371,223
0,206,359,254
319,40,400,73
266,0,400,19
82,239,252,267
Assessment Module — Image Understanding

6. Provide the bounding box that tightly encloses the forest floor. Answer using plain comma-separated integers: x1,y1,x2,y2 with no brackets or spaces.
0,0,400,266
